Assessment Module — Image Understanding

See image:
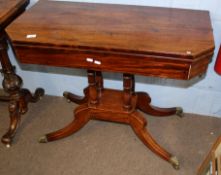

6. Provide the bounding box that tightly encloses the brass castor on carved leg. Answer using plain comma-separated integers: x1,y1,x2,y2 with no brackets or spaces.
136,92,183,117
129,111,180,169
63,91,71,103
176,107,183,118
1,88,44,147
1,101,20,147
39,104,90,143
169,156,180,170
0,31,45,146
63,88,88,105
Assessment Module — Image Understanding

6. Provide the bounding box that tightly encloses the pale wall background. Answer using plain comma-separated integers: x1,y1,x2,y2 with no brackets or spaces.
1,0,221,117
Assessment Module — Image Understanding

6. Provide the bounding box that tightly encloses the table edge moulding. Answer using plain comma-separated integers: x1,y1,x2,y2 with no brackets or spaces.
6,0,215,169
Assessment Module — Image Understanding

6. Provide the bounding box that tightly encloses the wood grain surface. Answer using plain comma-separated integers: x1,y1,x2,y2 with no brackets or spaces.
6,0,215,79
0,0,29,29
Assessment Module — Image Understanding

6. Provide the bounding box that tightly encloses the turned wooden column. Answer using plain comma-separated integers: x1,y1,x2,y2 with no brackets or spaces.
0,31,22,146
88,70,98,106
0,32,22,99
0,31,44,147
123,74,134,111
95,71,103,97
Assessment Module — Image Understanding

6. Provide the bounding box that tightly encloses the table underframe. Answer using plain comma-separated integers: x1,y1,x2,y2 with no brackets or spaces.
39,70,182,169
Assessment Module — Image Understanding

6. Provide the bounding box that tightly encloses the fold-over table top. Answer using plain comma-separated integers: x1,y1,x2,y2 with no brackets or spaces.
0,0,29,29
6,0,215,79
6,0,214,59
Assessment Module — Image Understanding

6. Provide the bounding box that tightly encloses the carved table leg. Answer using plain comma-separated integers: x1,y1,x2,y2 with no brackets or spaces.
39,104,91,143
136,92,183,117
123,74,179,169
0,31,44,146
129,111,179,169
1,100,20,147
39,70,99,143
63,87,88,105
63,71,103,105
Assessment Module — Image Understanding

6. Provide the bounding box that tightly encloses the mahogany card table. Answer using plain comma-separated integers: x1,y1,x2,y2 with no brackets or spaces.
6,0,215,169
0,0,44,147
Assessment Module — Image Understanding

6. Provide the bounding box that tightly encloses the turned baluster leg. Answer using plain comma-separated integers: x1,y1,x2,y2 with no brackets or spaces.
0,31,22,146
0,31,44,146
123,74,133,111
96,71,103,97
0,32,10,101
131,74,135,93
88,70,98,106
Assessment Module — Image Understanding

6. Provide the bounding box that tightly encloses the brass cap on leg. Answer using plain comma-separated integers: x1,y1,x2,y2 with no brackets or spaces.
176,107,183,118
6,144,11,148
39,135,48,143
1,136,12,148
169,156,180,170
63,91,68,98
63,91,71,103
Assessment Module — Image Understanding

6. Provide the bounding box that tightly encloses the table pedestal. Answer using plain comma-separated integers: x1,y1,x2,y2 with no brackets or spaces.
39,70,182,169
0,31,44,147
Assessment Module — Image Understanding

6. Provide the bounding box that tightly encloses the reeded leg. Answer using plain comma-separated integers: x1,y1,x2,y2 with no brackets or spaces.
129,111,180,169
1,101,20,147
136,92,183,117
39,104,91,143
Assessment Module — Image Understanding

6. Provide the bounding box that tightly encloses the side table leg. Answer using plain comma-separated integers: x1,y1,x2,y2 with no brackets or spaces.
39,104,90,143
1,100,20,147
63,71,103,105
129,111,180,169
0,31,44,146
136,92,183,117
63,87,88,105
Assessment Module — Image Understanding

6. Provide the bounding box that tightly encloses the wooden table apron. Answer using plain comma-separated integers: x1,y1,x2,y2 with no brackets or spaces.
6,0,215,169
0,0,44,147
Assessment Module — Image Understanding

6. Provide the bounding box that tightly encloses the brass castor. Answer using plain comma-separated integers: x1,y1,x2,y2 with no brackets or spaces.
63,91,71,103
38,135,48,143
169,156,180,170
176,107,183,118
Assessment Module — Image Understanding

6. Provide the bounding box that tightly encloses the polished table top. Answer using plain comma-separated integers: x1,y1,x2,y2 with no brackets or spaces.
6,0,215,79
0,0,29,30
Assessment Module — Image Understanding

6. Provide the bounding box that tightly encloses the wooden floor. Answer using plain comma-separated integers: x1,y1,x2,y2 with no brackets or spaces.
0,95,221,175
